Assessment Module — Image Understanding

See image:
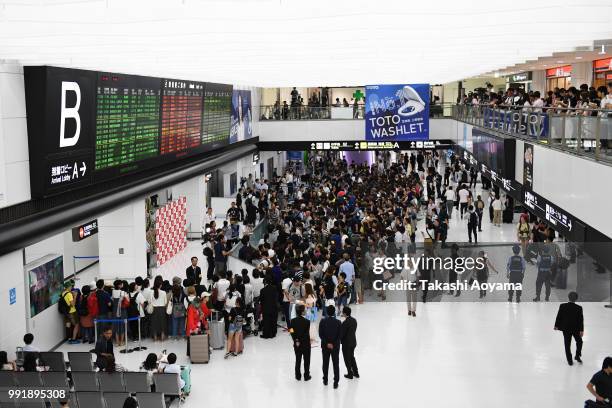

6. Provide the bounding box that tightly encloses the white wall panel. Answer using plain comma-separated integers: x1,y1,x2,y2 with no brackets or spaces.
0,65,30,208
2,117,28,163
4,161,30,206
98,199,147,280
62,230,99,277
0,72,26,119
0,250,28,359
532,145,612,238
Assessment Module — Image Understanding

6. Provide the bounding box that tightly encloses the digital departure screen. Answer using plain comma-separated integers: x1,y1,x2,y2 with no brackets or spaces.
95,73,161,170
202,83,232,151
24,66,235,197
160,79,203,155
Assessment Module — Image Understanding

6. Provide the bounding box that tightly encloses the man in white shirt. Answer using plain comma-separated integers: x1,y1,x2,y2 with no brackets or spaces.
202,207,215,231
251,270,264,299
444,186,455,218
532,91,544,112
458,186,470,219
281,275,294,328
214,274,230,309
327,216,336,232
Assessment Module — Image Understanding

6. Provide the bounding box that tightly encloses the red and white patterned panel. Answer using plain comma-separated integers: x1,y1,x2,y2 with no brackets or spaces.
155,197,187,266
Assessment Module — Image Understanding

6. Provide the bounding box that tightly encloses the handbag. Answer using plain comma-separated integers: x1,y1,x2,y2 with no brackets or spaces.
382,270,393,281
121,293,130,309
145,301,154,315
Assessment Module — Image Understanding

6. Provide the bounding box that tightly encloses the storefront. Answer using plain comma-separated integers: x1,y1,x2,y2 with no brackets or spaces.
593,57,612,89
506,71,532,91
546,65,572,92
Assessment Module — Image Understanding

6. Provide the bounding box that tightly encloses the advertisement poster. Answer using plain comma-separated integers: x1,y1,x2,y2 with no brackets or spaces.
365,84,429,141
230,90,253,144
523,143,533,189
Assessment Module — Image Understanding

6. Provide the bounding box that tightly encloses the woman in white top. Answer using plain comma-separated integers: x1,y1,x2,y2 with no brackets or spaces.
224,285,242,313
150,277,168,342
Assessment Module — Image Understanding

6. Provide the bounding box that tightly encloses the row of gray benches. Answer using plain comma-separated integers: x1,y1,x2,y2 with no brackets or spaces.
0,391,166,408
0,370,182,408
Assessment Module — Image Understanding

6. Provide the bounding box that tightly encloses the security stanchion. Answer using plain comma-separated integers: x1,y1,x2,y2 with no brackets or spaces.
120,318,132,354
132,317,147,352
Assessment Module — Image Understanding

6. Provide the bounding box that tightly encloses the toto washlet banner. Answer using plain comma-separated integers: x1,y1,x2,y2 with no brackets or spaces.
365,84,430,141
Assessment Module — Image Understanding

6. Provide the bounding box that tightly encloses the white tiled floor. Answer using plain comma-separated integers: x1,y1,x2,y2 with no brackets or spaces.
58,301,612,408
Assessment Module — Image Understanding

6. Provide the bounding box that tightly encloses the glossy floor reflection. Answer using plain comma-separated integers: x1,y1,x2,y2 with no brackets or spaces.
58,301,611,408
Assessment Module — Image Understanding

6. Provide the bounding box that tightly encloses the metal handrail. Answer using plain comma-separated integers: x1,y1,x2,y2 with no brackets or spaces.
452,104,612,164
258,103,452,121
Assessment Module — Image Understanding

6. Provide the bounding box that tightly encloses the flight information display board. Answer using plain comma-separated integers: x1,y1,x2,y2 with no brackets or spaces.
160,79,203,156
24,66,235,197
202,83,232,151
95,73,161,170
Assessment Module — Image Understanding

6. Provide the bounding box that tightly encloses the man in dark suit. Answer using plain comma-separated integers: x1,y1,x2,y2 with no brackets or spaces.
319,305,342,389
340,306,359,379
554,291,584,366
186,257,202,285
290,304,311,381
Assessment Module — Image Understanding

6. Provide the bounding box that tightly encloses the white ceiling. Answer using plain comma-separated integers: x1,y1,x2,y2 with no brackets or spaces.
0,0,611,87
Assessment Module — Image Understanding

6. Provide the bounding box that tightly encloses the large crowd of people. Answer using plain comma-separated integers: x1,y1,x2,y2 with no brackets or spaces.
1,151,610,406
460,81,612,115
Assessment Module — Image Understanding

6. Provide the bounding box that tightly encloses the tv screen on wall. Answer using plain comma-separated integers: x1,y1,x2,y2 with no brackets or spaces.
27,255,64,317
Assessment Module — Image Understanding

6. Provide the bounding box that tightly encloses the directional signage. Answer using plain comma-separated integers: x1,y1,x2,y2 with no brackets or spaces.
71,219,98,242
258,140,454,152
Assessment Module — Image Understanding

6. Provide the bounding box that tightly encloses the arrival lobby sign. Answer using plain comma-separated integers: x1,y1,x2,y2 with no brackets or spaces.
365,84,430,141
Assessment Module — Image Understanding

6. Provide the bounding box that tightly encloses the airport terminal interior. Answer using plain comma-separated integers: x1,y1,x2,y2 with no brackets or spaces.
0,1,611,407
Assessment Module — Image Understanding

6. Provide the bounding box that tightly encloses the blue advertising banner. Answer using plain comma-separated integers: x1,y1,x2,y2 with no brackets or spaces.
230,90,253,144
365,84,430,141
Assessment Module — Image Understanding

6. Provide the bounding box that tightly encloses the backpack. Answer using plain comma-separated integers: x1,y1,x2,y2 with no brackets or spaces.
172,294,186,318
78,295,89,317
127,293,139,318
539,255,552,272
509,256,523,273
58,291,70,315
87,291,100,318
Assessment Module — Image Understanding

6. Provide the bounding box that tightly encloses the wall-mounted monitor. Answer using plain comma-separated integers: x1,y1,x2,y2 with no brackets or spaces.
26,255,64,317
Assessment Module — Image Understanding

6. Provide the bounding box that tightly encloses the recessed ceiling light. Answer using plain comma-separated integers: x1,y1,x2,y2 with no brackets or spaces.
556,60,564,63
575,56,583,59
